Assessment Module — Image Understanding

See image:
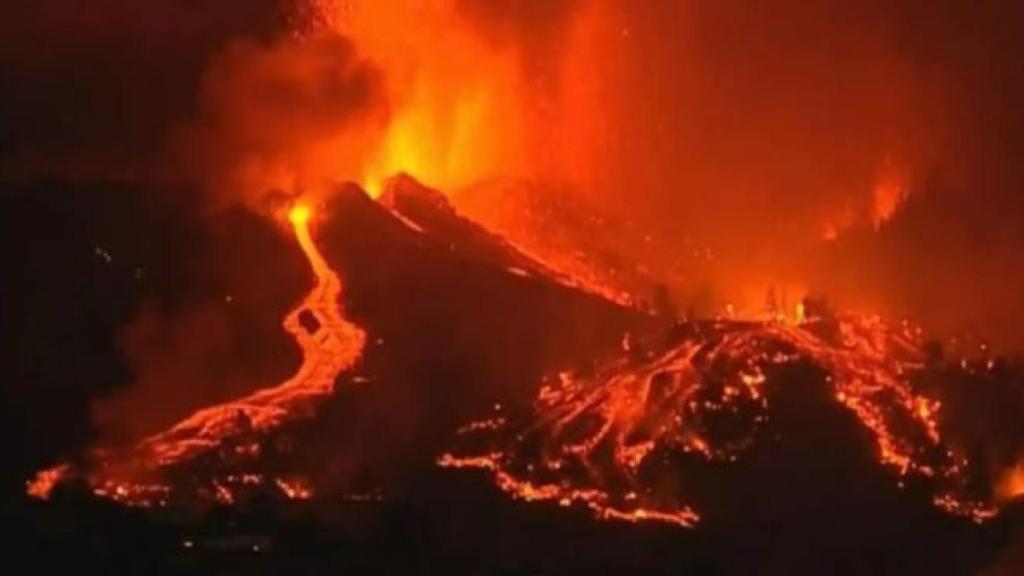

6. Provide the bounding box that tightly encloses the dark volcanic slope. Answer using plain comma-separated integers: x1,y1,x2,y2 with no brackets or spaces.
325,174,648,396
20,175,655,506
295,177,654,491
11,178,1024,576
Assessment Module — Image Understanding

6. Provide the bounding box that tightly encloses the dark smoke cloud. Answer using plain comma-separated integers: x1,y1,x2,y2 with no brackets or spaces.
0,1,386,442
173,33,385,207
0,1,386,208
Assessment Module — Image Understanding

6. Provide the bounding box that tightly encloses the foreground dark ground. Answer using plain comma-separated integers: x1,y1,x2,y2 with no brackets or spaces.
9,472,1024,575
3,177,1024,574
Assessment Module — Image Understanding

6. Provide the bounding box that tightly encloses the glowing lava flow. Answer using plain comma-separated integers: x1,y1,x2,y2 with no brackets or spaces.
441,313,1001,528
439,324,778,528
28,203,366,505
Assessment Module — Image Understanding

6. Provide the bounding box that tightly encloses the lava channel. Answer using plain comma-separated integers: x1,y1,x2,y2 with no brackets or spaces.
28,203,366,506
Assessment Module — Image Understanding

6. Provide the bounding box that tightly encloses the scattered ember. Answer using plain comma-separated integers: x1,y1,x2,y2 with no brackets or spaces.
275,477,314,500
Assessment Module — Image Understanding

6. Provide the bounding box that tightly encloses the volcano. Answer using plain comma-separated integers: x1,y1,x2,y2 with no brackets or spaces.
25,175,648,505
10,175,1024,575
8,0,1024,572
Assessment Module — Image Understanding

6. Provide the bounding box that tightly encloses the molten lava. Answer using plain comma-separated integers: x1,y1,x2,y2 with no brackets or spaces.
28,203,365,505
441,311,1002,527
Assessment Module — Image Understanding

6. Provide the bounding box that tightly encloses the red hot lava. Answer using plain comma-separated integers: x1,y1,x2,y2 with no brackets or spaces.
442,311,1002,527
28,203,365,505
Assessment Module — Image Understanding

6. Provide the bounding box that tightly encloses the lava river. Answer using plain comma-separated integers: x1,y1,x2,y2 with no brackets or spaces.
28,203,366,506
